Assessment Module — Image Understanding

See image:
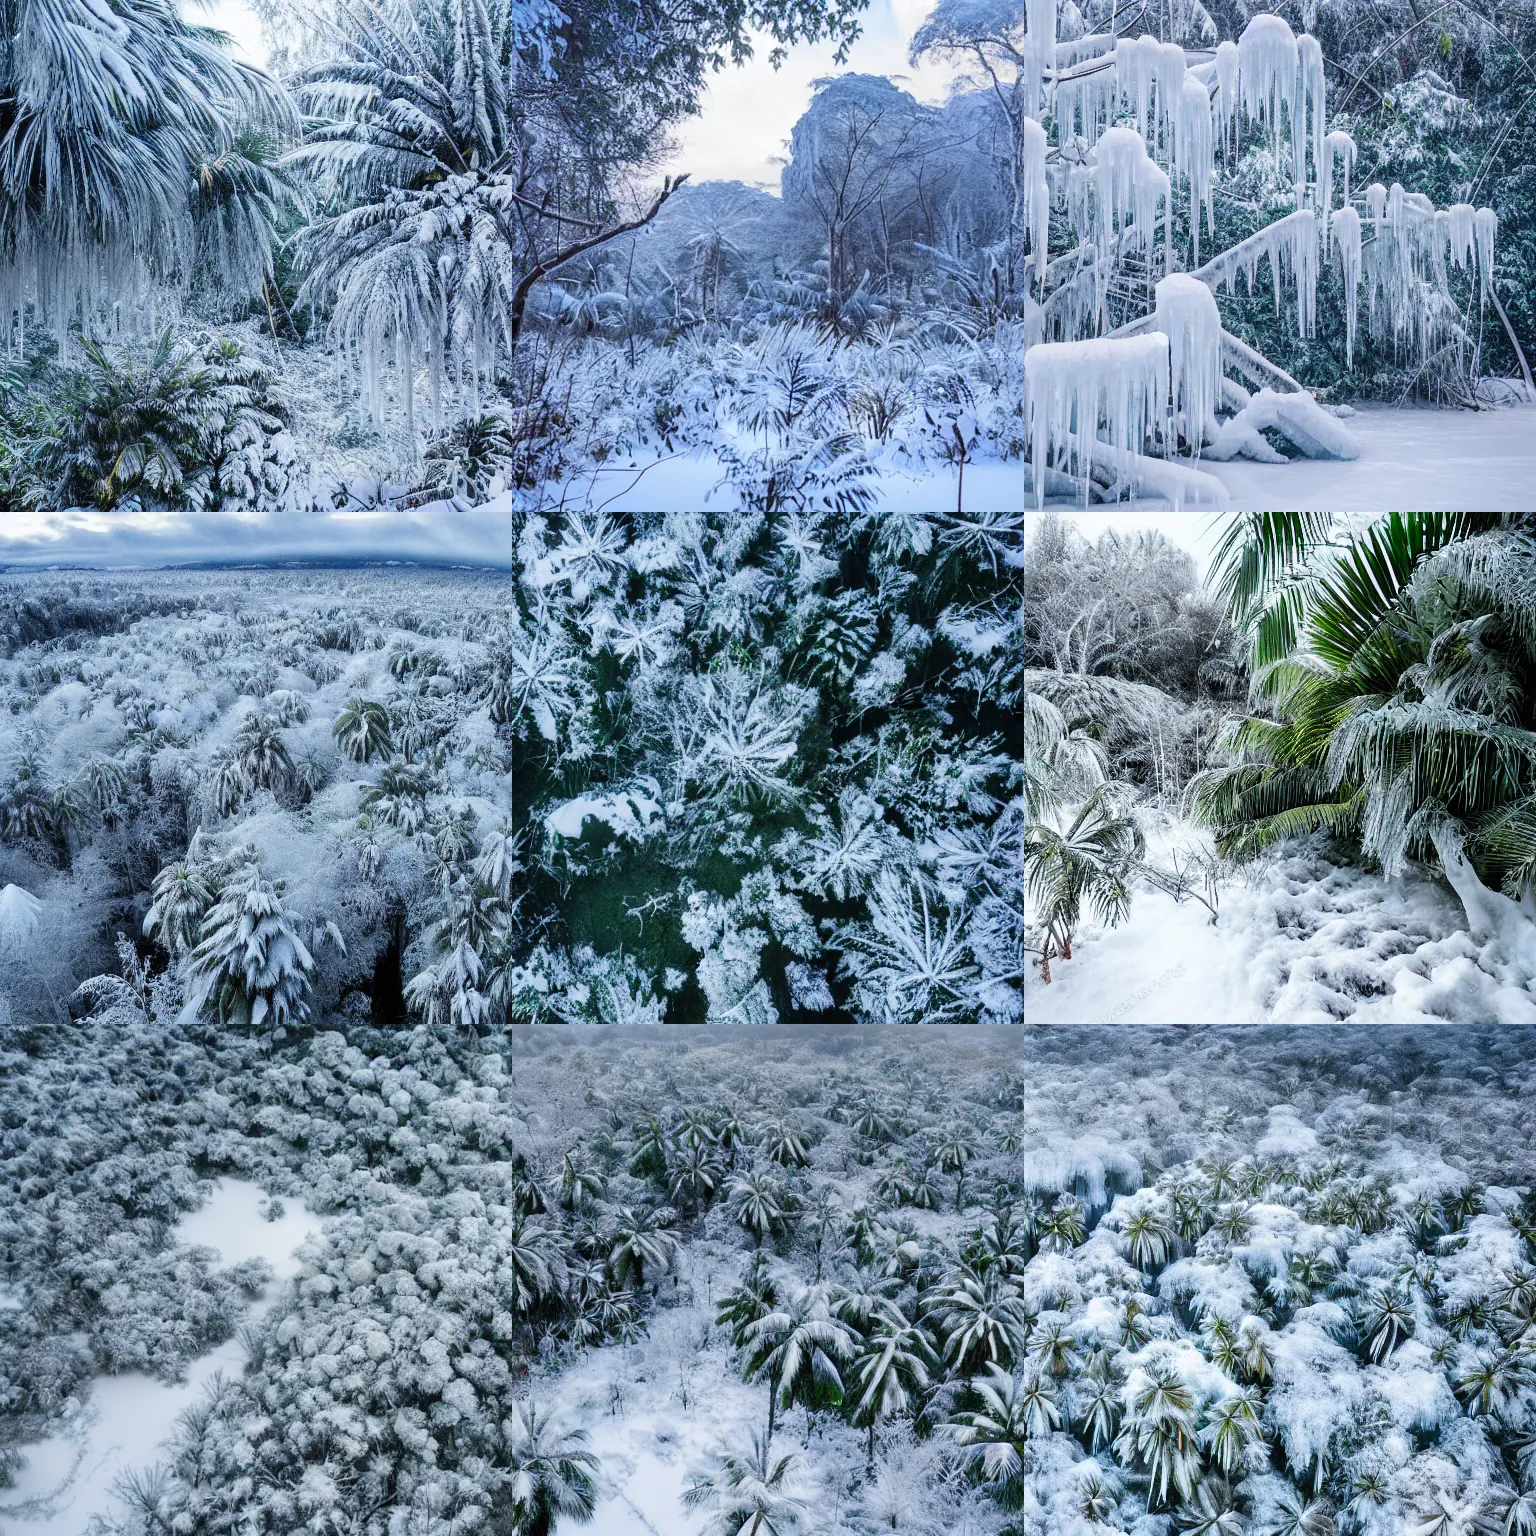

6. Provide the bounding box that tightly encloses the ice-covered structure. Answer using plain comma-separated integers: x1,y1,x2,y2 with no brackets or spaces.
1021,4,1503,502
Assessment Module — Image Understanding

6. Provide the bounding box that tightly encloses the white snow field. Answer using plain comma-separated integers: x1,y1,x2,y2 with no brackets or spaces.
0,1181,317,1536
1199,401,1536,511
1025,826,1536,1026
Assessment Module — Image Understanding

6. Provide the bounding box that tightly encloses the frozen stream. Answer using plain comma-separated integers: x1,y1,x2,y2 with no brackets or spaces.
0,1180,318,1536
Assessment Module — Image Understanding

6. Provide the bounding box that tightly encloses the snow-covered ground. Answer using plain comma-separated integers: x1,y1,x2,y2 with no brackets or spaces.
1025,827,1536,1025
0,1181,317,1536
1197,402,1536,511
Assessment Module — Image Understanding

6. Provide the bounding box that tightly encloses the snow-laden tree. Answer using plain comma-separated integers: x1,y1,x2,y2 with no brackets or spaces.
910,0,1508,504
284,0,870,423
0,0,294,339
185,859,324,1031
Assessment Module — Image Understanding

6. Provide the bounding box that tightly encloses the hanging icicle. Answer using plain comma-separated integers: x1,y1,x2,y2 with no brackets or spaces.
1238,15,1299,166
1026,333,1170,505
1333,206,1362,365
1214,40,1240,154
1319,130,1356,250
1155,273,1221,453
1024,116,1051,282
1025,0,1058,117
1296,33,1325,186
1175,74,1216,264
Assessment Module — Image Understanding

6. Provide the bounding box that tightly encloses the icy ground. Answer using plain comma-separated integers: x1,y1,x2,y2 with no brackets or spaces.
1025,827,1536,1025
1195,402,1536,511
0,1181,317,1536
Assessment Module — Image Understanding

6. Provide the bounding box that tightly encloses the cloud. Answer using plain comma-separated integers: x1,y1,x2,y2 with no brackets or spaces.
0,511,515,570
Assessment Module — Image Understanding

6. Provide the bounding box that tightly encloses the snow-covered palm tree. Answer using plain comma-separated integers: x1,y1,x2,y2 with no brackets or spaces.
742,1284,856,1442
606,1207,679,1291
287,0,687,426
332,698,393,763
496,1403,597,1536
949,1364,1061,1510
927,1268,1029,1374
847,1307,936,1465
185,861,317,1031
144,856,218,955
1115,1362,1201,1510
0,0,295,324
682,1432,809,1536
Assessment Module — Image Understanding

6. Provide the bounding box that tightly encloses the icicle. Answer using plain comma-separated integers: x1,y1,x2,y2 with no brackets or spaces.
1214,41,1240,153
1197,209,1318,340
1091,126,1170,277
1025,0,1057,117
1446,203,1476,271
1319,130,1355,250
1297,33,1325,186
1474,207,1497,294
1365,182,1387,224
1156,42,1187,153
1333,206,1361,365
1176,74,1215,265
1238,15,1299,165
1155,273,1221,453
1115,34,1162,138
1024,116,1051,283
1026,333,1170,505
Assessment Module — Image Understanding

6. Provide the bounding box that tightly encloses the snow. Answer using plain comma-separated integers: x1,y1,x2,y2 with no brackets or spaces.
1255,1106,1320,1158
1025,827,1536,1024
1155,274,1221,449
546,790,661,841
0,1180,318,1536
1206,386,1359,462
1184,402,1536,511
0,883,44,949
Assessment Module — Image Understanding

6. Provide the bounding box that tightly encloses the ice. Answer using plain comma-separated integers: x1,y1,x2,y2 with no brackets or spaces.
1175,74,1215,263
1474,206,1497,290
1154,273,1221,451
1,1180,318,1536
1238,15,1299,166
1296,32,1325,185
1026,332,1169,503
1213,39,1240,150
1320,129,1356,236
1024,115,1051,281
1080,125,1170,276
1333,205,1362,364
1025,0,1057,114
1199,208,1319,339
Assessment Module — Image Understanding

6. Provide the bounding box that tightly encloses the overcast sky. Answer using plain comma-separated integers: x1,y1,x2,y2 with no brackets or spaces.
1024,512,1232,580
203,0,963,190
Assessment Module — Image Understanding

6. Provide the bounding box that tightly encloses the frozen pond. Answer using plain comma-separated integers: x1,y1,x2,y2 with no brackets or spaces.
0,1180,318,1536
